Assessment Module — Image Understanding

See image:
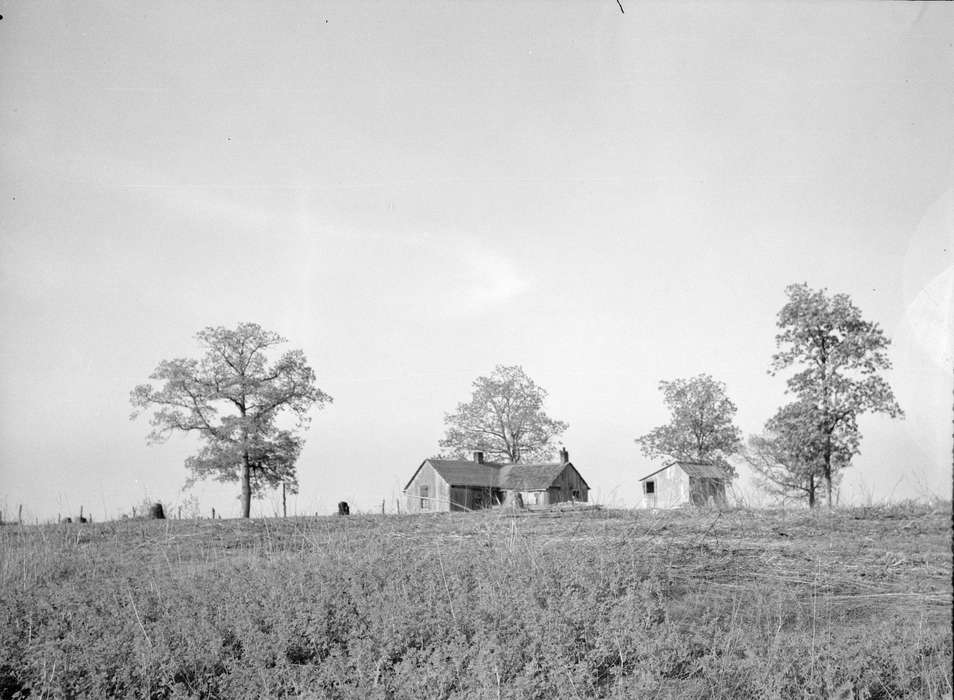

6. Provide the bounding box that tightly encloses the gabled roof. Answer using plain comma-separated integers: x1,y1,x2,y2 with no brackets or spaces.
638,460,728,482
403,459,503,491
404,458,588,492
430,459,504,487
498,463,568,490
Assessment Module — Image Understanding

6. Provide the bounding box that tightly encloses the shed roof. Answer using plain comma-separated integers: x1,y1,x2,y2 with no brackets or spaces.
638,460,728,481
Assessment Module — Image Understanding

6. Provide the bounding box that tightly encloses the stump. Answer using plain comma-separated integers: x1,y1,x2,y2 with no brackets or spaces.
337,501,350,516
148,503,166,520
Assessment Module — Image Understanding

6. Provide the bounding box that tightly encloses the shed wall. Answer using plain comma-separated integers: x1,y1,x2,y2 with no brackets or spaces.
641,465,690,508
689,477,727,507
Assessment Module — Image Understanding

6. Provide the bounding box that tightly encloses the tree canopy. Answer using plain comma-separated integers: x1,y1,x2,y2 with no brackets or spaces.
439,365,568,463
770,283,902,506
743,400,856,508
636,374,742,478
130,323,332,517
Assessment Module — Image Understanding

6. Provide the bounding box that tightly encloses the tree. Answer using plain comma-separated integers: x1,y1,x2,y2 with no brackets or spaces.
744,401,857,508
130,323,332,518
770,283,903,507
439,365,568,463
636,374,742,478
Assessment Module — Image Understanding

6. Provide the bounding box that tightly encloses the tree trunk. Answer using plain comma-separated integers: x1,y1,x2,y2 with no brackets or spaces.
823,430,833,510
241,452,252,518
824,453,833,509
808,474,816,509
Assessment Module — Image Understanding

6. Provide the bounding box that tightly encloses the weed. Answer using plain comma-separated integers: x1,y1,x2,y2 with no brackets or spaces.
0,505,950,698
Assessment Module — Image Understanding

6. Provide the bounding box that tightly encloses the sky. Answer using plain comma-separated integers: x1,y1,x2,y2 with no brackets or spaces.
1,2,951,521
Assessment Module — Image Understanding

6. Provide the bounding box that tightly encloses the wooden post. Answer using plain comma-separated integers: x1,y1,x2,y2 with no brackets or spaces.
381,499,385,515
282,482,287,518
18,504,23,525
211,507,216,520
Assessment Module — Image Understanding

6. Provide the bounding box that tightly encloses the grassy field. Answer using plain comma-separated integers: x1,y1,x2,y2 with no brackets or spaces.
1,503,951,699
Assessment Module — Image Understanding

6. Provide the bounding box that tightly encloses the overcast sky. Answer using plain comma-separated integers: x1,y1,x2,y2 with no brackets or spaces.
1,2,951,520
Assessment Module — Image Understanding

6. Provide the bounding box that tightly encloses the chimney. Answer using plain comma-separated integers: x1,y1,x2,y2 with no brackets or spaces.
473,451,484,464
559,447,569,464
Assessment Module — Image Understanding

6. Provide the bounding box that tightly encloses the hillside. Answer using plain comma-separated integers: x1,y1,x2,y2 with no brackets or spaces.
1,503,951,698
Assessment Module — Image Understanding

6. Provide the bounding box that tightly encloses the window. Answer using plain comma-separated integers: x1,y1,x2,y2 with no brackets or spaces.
571,489,580,501
644,481,655,495
419,484,430,510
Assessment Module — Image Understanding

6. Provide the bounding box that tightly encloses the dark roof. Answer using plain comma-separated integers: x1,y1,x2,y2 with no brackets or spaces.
405,458,587,491
498,463,567,490
639,460,728,481
429,459,504,487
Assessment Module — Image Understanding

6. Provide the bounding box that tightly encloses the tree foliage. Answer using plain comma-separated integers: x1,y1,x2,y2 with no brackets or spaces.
770,283,902,506
636,374,742,478
439,365,568,463
743,401,856,508
130,323,332,517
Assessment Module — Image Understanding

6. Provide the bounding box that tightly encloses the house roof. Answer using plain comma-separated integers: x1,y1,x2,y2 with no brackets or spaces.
498,463,569,490
404,458,589,492
638,460,728,481
429,459,505,487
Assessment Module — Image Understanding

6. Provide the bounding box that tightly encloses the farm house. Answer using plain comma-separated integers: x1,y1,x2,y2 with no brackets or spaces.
403,448,589,513
638,461,728,509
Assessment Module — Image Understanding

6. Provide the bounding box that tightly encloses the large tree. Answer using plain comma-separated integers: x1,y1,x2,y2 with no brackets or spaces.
636,374,742,478
744,401,857,508
770,283,903,507
130,323,332,517
439,365,568,463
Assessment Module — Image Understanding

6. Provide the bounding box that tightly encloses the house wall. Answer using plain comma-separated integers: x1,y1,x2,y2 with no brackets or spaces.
641,465,691,508
514,490,547,506
450,486,501,511
405,462,591,513
404,462,452,513
547,465,589,504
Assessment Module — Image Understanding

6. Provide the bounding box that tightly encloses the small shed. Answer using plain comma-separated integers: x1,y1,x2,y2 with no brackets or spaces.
403,448,590,513
638,461,728,509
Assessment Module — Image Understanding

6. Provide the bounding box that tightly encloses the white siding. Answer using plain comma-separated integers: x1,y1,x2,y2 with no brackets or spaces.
640,464,691,508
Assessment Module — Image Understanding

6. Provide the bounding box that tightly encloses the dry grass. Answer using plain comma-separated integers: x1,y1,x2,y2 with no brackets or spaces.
0,502,950,698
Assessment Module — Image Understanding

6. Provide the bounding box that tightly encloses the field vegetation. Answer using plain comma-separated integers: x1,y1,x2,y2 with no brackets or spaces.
1,503,950,699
